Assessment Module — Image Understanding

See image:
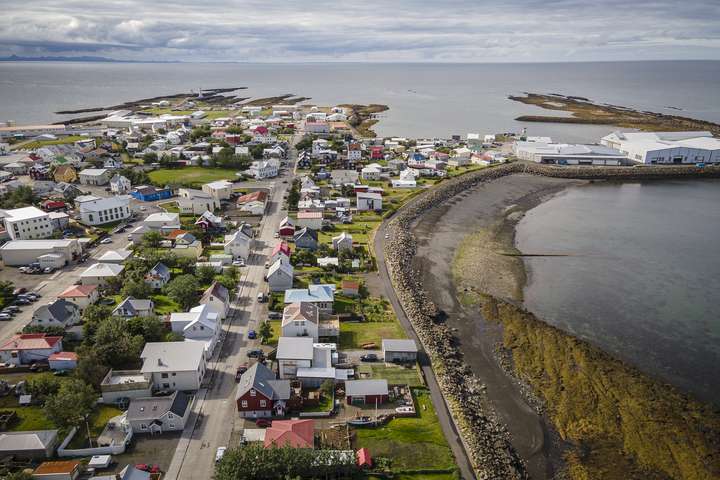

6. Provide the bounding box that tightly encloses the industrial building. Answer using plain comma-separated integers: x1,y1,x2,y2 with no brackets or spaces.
0,239,81,266
0,206,55,240
601,131,720,164
513,141,627,165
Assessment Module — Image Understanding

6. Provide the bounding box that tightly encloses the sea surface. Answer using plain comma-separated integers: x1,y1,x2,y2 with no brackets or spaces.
516,180,720,403
1,60,720,142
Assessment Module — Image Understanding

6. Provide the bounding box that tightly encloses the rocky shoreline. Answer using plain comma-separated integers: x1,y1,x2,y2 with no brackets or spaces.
381,162,720,479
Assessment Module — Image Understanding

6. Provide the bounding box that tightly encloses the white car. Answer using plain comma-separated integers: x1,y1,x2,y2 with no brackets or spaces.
215,446,227,463
232,260,245,267
100,238,112,244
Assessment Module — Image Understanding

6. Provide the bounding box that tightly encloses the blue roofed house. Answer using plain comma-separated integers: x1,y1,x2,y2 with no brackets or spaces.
131,185,173,202
112,297,155,318
283,284,336,313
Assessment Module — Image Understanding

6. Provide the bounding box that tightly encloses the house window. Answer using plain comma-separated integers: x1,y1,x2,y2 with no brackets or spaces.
141,424,148,430
250,389,256,397
161,373,168,378
241,400,248,408
259,400,266,408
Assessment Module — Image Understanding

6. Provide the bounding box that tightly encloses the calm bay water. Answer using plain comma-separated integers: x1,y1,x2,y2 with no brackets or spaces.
516,180,720,403
1,61,720,142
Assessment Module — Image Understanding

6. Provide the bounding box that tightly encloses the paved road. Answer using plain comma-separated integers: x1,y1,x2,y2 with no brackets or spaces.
166,140,297,479
373,222,477,480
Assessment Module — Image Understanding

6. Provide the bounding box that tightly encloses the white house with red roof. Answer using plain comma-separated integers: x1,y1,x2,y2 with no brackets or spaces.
57,284,99,310
0,334,63,366
264,419,315,449
48,351,78,371
270,241,291,265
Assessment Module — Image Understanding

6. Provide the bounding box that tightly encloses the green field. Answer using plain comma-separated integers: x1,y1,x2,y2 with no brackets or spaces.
354,389,456,474
358,363,424,387
148,167,238,187
16,135,86,150
151,294,183,315
339,319,406,349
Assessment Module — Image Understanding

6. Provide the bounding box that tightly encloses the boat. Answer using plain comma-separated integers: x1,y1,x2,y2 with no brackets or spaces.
347,416,375,426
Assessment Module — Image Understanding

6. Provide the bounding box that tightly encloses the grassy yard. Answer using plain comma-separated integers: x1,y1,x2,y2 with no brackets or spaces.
354,389,456,475
148,167,238,187
158,201,180,213
67,405,123,448
339,320,406,350
151,294,182,315
358,363,424,387
264,320,282,346
18,135,85,150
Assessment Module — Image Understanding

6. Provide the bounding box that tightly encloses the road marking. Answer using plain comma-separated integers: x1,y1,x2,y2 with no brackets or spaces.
50,271,62,280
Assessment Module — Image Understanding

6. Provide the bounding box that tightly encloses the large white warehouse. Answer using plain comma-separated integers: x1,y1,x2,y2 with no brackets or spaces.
513,141,627,166
0,239,81,266
600,131,720,165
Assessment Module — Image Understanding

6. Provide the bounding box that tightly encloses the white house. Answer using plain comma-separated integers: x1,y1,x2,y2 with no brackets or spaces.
296,211,323,230
0,206,54,240
224,226,253,260
281,302,319,342
57,284,99,311
126,391,191,435
170,304,221,355
392,169,417,188
356,192,382,211
143,212,181,233
30,299,81,329
140,341,207,391
267,259,294,292
347,143,362,162
200,281,230,320
110,174,131,194
79,262,124,286
247,159,279,179
177,188,219,215
600,131,720,164
78,195,131,226
202,180,233,201
331,232,353,252
0,334,63,366
96,249,133,264
145,262,171,290
79,168,112,185
382,339,419,363
276,337,314,379
112,297,155,318
283,284,336,313
361,165,381,181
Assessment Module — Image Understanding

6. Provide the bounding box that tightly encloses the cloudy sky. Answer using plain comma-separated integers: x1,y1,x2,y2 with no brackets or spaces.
2,0,719,62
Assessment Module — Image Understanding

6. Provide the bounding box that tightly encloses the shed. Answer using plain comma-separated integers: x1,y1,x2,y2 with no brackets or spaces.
382,339,418,363
48,351,78,371
345,379,388,405
32,460,81,480
0,430,58,460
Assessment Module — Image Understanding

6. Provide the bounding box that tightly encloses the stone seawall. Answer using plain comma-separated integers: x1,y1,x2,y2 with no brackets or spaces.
382,162,720,479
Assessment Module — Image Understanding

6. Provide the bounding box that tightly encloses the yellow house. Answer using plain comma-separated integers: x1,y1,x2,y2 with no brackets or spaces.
53,165,78,184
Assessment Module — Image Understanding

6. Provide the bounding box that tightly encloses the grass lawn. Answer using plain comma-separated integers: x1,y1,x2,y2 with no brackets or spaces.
354,389,456,474
158,201,180,213
0,396,55,431
19,135,85,150
151,294,182,315
303,392,334,413
148,167,238,188
339,319,406,349
67,405,123,449
358,363,424,387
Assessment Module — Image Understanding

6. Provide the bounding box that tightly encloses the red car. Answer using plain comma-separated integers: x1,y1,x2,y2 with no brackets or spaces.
135,464,161,473
235,364,248,382
255,419,272,428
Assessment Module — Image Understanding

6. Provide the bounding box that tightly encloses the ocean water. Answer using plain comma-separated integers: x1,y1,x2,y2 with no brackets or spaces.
1,61,720,142
516,180,720,403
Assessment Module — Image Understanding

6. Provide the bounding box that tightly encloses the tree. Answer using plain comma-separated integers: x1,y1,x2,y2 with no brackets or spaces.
121,278,152,299
196,265,217,286
26,373,61,403
126,315,165,343
142,151,158,164
93,317,144,368
82,304,114,339
5,471,32,480
74,346,109,387
259,321,273,344
0,185,36,209
0,281,14,309
44,379,96,430
164,274,200,310
142,231,164,249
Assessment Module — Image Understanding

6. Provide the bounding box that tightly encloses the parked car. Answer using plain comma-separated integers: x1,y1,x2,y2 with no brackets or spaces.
256,293,267,303
232,260,245,267
135,464,160,473
273,232,280,238
360,354,379,362
247,349,264,358
43,267,54,274
1,309,16,316
235,364,248,381
0,314,12,321
268,311,282,320
247,330,257,340
15,298,30,305
99,238,113,244
215,446,227,463
13,287,27,295
5,306,19,313
255,419,272,428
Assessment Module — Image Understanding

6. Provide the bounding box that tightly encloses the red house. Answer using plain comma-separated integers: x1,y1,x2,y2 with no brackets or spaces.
264,419,314,449
41,200,67,211
278,216,295,237
370,146,384,160
357,448,372,468
345,380,389,405
235,363,291,418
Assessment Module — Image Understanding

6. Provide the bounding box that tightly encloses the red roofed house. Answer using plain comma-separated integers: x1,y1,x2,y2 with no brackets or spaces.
264,419,315,449
341,280,360,297
270,241,291,265
370,146,384,160
278,216,295,237
0,334,63,366
48,351,78,371
41,200,67,211
57,284,99,310
237,190,268,216
357,448,372,468
296,211,323,230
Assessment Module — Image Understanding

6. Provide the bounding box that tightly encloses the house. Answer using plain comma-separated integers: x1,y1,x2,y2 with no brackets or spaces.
110,174,131,193
297,150,311,169
382,339,418,363
172,237,203,259
341,279,360,297
330,170,359,187
392,168,418,188
224,226,253,260
267,259,294,292
32,460,81,480
278,216,295,237
53,165,77,184
96,249,133,264
93,465,151,480
100,369,153,404
140,341,207,391
79,168,111,185
202,180,233,201
345,380,389,405
332,232,353,252
143,212,181,232
200,281,230,320
145,262,171,290
48,351,78,371
170,304,220,355
0,334,63,366
236,362,291,418
126,391,191,434
0,430,58,460
356,192,382,211
270,241,291,265
79,262,124,286
57,284,99,310
177,188,219,215
276,337,314,379
30,299,80,329
112,297,155,318
293,227,318,250
264,419,314,449
305,121,329,134
283,284,335,313
347,143,362,162
237,190,268,215
247,159,279,179
296,211,323,230
361,165,381,181
0,239,80,266
0,206,54,240
131,185,172,202
77,195,131,226
195,210,224,230
282,302,319,341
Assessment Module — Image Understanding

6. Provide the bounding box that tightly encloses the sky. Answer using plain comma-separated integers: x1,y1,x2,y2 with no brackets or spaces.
1,0,720,62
